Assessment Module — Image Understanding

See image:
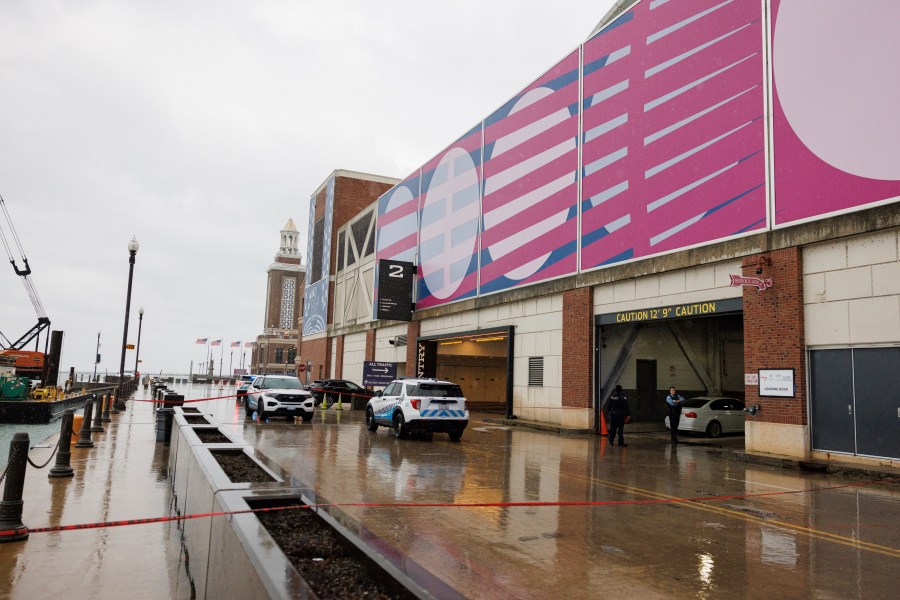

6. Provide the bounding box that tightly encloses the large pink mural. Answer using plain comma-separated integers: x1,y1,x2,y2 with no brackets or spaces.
416,127,482,309
771,0,900,225
580,0,766,270
371,0,899,313
480,50,580,295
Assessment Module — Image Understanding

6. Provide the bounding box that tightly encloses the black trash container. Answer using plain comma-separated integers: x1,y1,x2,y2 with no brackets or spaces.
156,408,174,442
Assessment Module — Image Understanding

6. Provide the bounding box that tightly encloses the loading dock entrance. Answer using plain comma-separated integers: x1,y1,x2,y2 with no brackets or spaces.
415,326,514,416
594,298,744,429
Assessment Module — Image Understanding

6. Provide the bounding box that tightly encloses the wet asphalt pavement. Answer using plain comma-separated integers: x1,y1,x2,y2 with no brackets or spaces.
1,383,898,599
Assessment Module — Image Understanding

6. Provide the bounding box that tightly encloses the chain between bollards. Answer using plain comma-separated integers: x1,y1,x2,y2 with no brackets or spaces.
25,439,61,469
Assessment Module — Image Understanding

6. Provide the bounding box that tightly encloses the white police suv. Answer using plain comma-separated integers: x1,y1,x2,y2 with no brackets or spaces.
245,375,315,422
366,378,469,440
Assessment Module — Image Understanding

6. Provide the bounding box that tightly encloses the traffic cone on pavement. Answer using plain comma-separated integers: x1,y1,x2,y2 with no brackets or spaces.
336,396,343,411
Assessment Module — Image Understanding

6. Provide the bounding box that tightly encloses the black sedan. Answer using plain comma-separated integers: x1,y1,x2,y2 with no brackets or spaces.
308,379,376,407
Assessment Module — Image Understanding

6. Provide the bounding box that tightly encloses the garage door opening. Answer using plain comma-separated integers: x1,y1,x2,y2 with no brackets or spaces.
415,327,513,416
595,299,744,425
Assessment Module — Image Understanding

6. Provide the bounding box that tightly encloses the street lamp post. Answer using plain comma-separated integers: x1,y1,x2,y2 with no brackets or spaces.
93,331,101,382
115,236,139,412
134,307,144,376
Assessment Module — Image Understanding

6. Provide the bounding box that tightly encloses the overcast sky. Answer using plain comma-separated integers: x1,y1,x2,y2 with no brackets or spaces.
0,0,615,378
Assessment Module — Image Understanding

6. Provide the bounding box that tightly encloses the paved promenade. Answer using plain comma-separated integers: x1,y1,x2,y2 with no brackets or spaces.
2,383,899,599
0,386,193,599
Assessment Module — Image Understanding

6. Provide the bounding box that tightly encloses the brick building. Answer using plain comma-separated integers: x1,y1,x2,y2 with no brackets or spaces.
296,1,899,469
250,219,305,374
299,170,400,383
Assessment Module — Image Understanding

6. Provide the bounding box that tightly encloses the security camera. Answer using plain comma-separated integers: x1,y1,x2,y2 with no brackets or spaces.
755,267,763,275
743,404,760,417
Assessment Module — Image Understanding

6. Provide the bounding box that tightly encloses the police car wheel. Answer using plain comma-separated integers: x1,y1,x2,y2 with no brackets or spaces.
301,412,313,423
392,412,408,439
448,431,463,442
244,399,253,417
366,407,378,431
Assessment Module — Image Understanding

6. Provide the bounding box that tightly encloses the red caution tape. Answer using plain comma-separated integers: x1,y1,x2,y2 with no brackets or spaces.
2,478,895,538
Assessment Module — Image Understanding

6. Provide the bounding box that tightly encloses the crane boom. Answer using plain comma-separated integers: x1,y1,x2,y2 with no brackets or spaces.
0,194,51,350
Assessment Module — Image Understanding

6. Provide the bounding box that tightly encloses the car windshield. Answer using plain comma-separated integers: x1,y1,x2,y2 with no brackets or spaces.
264,378,303,389
344,382,362,390
411,383,464,397
682,398,710,408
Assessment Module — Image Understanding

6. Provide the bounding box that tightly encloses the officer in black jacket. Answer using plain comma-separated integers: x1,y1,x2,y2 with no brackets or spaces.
605,385,631,447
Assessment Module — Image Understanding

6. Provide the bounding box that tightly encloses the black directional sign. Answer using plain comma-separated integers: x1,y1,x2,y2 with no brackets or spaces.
376,259,414,321
363,361,397,387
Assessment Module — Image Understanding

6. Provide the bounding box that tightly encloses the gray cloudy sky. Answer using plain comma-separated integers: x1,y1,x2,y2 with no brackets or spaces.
0,0,614,377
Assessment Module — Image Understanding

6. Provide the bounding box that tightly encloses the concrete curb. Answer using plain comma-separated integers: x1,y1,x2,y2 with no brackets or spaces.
733,450,900,482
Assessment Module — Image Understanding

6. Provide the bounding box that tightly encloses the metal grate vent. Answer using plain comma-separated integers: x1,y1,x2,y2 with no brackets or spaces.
528,357,544,387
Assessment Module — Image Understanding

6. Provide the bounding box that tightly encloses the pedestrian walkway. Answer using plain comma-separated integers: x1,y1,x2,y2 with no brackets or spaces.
0,388,192,600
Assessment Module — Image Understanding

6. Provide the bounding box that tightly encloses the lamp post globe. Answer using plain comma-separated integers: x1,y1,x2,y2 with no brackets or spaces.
115,236,139,412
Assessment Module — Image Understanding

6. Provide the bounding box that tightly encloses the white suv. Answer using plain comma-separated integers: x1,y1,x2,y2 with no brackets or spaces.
245,375,315,422
366,378,469,440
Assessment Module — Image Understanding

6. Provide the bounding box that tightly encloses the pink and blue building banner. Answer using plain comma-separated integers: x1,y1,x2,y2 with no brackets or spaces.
580,0,765,270
375,172,421,265
480,50,580,294
770,0,900,225
371,0,899,313
416,125,483,310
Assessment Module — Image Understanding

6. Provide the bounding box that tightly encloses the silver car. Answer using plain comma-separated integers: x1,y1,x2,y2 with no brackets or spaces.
665,396,745,438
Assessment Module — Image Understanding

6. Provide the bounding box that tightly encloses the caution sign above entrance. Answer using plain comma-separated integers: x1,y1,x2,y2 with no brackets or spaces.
597,297,742,325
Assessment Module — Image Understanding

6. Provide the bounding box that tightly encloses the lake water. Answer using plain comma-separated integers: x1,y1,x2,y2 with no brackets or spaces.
0,372,196,466
0,419,62,466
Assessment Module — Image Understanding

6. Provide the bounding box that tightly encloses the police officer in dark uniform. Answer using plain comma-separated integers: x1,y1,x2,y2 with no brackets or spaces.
666,386,685,444
605,384,630,447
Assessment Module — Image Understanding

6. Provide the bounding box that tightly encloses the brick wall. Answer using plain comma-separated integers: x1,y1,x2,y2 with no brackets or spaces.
265,268,305,330
742,247,807,425
562,287,593,408
365,329,376,361
302,337,331,382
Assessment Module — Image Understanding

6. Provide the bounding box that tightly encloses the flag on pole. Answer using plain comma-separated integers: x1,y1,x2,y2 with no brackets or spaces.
196,338,208,344
211,339,222,347
244,341,253,348
230,341,241,348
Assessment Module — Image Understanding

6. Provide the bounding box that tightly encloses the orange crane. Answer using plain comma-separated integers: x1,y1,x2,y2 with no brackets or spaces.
0,194,50,378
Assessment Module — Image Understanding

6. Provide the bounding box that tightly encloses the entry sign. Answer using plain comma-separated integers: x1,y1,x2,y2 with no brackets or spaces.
363,361,397,387
376,259,414,321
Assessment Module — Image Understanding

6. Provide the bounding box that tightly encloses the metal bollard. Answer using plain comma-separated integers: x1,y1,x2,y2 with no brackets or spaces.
90,393,104,433
0,432,30,543
49,409,76,478
114,387,126,412
101,393,111,422
75,400,94,448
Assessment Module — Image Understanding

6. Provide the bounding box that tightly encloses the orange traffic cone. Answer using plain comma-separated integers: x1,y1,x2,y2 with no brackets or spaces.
600,411,608,436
